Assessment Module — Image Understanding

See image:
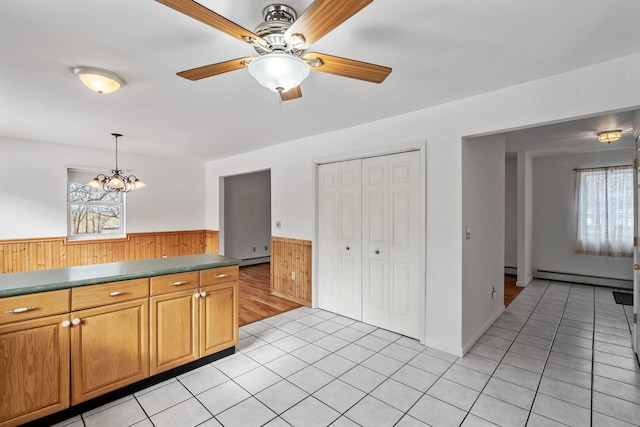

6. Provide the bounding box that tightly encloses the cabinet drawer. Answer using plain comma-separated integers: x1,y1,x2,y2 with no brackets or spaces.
150,271,199,296
72,278,149,310
0,289,70,325
200,265,239,286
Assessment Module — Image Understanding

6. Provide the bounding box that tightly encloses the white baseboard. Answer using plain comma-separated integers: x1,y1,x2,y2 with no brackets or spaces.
461,306,505,356
516,277,532,287
534,269,632,290
423,338,464,358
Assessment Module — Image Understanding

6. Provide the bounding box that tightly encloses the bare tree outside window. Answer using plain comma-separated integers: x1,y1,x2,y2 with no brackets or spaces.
68,169,124,239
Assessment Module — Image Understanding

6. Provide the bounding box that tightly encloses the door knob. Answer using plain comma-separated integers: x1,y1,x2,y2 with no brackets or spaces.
375,250,380,255
635,264,640,271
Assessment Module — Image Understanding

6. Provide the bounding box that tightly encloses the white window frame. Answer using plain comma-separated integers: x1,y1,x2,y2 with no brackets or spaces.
574,164,633,257
67,168,126,241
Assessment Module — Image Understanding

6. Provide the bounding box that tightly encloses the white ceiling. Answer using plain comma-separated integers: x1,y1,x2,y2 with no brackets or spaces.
2,0,640,160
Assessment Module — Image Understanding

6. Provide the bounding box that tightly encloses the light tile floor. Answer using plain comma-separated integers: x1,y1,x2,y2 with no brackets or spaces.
53,280,640,426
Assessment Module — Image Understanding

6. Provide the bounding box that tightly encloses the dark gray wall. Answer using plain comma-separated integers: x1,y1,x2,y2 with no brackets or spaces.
223,170,271,260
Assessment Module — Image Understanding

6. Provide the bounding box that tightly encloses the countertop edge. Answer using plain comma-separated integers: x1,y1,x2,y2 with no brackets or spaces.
0,255,240,298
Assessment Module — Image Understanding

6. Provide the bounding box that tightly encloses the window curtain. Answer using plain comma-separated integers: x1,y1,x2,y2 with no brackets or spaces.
575,165,633,257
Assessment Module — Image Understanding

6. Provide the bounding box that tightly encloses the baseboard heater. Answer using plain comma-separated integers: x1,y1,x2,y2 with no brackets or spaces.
504,266,517,275
534,269,632,290
239,256,270,266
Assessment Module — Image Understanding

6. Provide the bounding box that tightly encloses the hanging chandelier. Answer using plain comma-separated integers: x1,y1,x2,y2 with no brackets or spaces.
88,133,146,193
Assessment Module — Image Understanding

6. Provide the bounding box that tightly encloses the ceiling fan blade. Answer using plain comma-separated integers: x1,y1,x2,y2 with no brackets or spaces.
284,0,372,49
280,86,302,101
156,0,267,47
177,57,252,80
304,53,391,83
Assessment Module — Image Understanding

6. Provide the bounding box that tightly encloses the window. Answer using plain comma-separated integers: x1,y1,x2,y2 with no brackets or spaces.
67,169,125,240
575,165,633,257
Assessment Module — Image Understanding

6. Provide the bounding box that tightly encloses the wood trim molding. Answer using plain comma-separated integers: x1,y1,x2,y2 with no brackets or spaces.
270,236,312,307
0,230,219,274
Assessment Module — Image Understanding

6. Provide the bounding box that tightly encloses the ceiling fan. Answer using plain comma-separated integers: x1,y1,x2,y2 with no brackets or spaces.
156,0,392,101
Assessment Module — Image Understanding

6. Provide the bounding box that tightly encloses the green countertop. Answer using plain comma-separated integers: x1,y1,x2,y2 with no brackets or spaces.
0,254,240,298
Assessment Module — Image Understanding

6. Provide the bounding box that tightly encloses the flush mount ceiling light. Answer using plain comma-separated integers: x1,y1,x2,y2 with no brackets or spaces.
72,66,126,94
247,52,310,93
88,133,145,193
597,130,622,144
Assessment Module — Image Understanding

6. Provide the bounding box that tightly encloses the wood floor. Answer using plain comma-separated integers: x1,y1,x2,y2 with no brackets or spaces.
239,263,301,326
504,274,523,307
239,264,524,325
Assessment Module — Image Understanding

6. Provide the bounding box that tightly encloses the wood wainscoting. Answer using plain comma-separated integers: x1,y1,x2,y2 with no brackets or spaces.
0,230,219,274
270,236,312,307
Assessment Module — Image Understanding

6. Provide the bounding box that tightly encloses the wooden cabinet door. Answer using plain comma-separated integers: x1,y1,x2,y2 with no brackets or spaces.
199,281,238,357
150,289,198,375
0,314,70,427
71,299,149,405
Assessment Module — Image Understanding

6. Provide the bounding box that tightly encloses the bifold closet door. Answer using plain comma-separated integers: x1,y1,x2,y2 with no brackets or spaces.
317,160,362,320
362,151,421,338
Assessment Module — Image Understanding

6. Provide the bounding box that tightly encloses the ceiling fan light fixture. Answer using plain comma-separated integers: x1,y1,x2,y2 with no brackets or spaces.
248,53,310,93
597,130,622,144
72,66,126,94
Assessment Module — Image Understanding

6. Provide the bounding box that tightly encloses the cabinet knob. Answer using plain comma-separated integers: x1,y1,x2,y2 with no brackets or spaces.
200,291,207,298
71,318,81,326
61,320,71,328
346,246,350,251
108,291,125,297
375,250,380,255
215,274,229,278
194,293,201,299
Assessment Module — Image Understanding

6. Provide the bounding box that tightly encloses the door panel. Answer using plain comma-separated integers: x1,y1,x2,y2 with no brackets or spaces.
634,135,639,355
0,314,70,426
71,299,149,404
150,290,198,375
363,151,421,338
318,160,362,319
200,281,238,356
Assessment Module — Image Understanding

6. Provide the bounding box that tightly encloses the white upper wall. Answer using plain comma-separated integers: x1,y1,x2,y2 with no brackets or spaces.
0,137,205,239
205,52,640,355
533,148,633,280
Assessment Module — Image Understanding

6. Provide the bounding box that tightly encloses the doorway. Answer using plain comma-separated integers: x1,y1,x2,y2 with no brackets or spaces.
223,170,271,265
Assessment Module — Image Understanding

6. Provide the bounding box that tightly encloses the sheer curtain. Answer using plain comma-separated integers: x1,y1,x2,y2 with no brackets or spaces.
575,165,633,257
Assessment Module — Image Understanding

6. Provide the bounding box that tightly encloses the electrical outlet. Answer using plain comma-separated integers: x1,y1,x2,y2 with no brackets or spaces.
291,271,296,280
465,227,471,240
253,247,256,252
265,245,268,250
276,220,281,229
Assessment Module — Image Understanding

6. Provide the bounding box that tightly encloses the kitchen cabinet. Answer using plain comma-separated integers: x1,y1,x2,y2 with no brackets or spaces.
70,298,149,404
0,290,70,427
150,272,199,375
199,266,239,356
0,254,239,425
